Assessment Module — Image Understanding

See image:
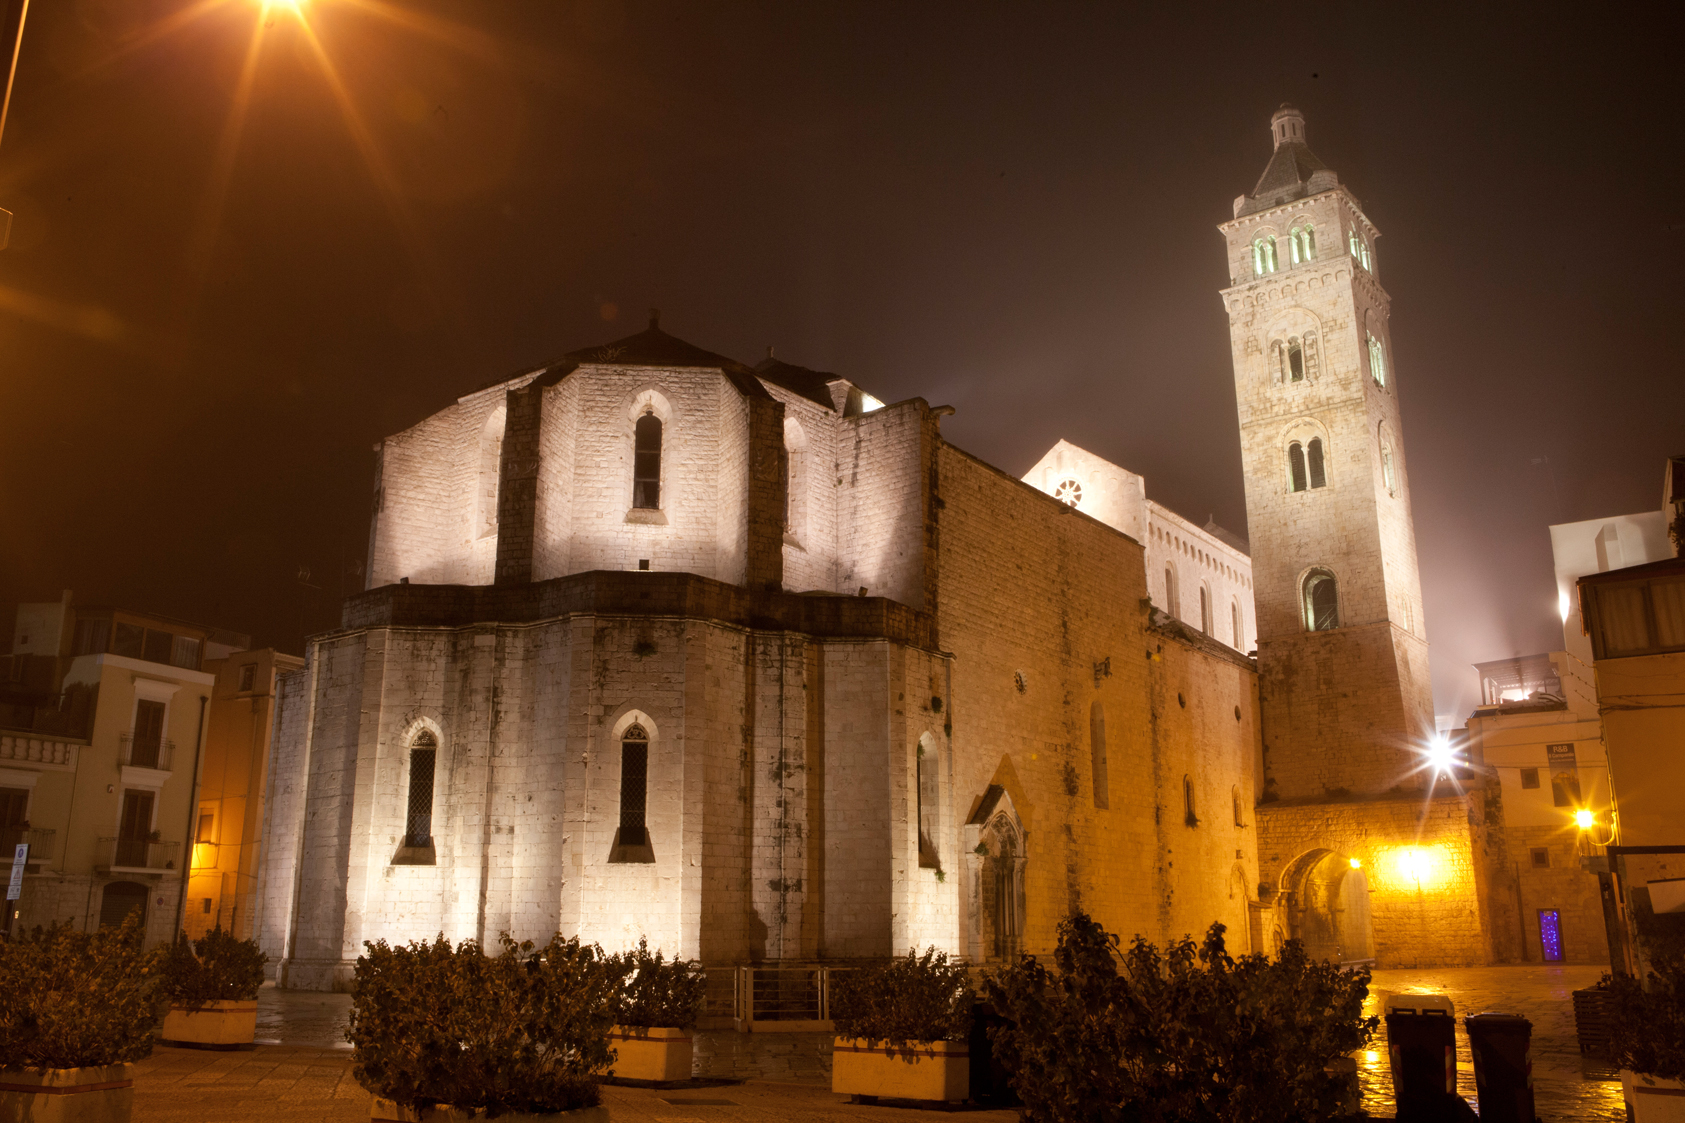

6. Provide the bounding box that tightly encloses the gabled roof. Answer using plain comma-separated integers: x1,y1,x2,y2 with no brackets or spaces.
754,356,841,410
535,312,771,400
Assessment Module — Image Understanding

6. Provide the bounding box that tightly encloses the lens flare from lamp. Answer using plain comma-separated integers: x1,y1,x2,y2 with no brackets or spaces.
1427,734,1455,775
1349,857,1362,869
1575,808,1595,830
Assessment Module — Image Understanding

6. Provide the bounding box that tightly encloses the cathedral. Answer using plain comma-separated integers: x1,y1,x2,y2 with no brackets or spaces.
254,106,1506,990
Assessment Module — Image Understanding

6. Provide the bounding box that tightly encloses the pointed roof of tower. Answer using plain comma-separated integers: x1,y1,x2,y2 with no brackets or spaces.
1235,104,1346,218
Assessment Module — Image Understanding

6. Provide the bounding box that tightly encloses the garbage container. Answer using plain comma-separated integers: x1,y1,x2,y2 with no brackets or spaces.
1464,1013,1539,1123
1386,994,1471,1121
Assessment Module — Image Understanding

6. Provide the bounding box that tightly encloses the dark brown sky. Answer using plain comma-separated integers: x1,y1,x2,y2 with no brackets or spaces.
0,1,1679,722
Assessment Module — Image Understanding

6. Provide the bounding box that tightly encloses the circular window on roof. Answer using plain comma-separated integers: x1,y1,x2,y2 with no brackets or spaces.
1054,478,1083,506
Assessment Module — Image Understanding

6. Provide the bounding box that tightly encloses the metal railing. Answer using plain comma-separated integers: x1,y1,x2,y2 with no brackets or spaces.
730,964,853,1031
118,733,173,771
0,826,53,861
95,837,180,871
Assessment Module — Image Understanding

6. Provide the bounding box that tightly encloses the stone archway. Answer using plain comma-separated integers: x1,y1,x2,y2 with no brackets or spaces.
1281,848,1375,965
964,785,1027,964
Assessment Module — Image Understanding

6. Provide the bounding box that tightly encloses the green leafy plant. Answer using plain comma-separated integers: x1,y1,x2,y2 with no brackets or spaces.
348,932,628,1116
613,938,706,1030
984,913,1376,1123
829,947,973,1048
0,911,164,1069
163,927,267,1012
1609,908,1685,1080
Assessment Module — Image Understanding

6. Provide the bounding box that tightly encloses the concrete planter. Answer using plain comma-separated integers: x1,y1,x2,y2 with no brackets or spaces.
0,1064,134,1123
606,1026,692,1083
370,1098,608,1123
831,1037,969,1103
1623,1070,1685,1122
160,1000,259,1049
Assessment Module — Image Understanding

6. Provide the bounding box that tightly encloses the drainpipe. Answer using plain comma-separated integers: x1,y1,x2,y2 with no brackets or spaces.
174,693,209,938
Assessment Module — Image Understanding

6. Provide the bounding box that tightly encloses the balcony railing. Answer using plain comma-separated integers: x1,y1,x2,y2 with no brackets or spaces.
96,837,180,871
118,734,174,771
0,826,54,862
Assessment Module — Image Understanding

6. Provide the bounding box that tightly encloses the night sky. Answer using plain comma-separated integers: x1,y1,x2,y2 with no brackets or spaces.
0,2,1678,723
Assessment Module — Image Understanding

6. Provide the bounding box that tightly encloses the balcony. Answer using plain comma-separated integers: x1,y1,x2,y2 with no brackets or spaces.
0,826,54,863
118,734,174,771
95,837,180,873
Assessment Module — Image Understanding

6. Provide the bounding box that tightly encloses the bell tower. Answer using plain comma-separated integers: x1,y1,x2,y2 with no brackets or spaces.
1219,104,1433,801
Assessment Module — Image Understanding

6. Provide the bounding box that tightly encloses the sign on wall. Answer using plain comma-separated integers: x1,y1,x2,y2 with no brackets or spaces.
1546,743,1581,808
6,842,26,901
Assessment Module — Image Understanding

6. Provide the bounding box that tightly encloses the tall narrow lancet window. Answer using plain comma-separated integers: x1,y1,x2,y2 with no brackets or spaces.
1090,702,1109,810
404,731,437,848
1232,600,1243,648
1367,334,1388,387
1307,438,1327,489
1382,436,1398,497
1164,566,1179,619
1301,224,1316,261
917,736,940,868
1304,570,1340,632
1200,586,1212,633
1253,236,1278,275
1183,776,1198,826
477,406,505,539
619,725,649,846
1287,338,1304,381
633,413,662,509
1288,442,1308,493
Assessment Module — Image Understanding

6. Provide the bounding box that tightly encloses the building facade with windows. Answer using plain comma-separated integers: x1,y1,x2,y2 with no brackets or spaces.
1,592,248,944
255,321,1264,991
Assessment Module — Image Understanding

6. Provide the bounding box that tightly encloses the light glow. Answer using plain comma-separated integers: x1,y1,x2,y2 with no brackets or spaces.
1574,808,1596,830
1392,846,1445,889
1559,589,1571,623
1427,733,1455,775
1349,857,1362,869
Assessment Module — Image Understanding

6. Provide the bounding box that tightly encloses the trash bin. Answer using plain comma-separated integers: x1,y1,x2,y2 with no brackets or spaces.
1464,1013,1539,1123
1386,994,1471,1121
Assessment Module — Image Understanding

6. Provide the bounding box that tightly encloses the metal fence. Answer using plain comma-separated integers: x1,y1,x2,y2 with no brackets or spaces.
725,964,854,1032
96,837,180,871
0,826,53,861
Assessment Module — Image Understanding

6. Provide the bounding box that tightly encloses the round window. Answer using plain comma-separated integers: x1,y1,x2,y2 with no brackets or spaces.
1053,478,1083,506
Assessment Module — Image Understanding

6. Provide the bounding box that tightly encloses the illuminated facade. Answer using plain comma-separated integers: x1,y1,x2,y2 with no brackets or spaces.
1219,106,1496,966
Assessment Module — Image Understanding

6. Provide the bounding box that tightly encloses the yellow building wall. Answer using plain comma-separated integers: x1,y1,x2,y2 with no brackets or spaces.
1597,650,1685,847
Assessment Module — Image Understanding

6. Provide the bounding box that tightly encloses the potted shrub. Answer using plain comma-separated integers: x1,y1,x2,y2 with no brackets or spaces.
605,938,705,1084
350,932,624,1122
829,947,973,1104
0,911,162,1123
1611,909,1685,1122
159,927,267,1049
985,913,1376,1122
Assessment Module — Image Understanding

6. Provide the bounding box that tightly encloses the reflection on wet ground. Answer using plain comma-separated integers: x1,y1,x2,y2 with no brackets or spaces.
1364,964,1625,1121
255,963,1629,1118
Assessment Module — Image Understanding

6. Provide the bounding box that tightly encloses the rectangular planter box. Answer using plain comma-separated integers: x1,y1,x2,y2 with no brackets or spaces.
831,1037,969,1103
1623,1070,1685,1123
0,1064,133,1123
160,1000,259,1049
370,1098,608,1123
606,1026,692,1082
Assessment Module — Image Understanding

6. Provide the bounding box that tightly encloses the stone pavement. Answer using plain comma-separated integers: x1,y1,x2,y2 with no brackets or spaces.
231,967,1629,1120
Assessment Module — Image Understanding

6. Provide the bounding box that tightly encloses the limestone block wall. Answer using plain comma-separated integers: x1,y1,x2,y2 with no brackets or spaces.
765,384,843,595
1505,823,1609,964
836,402,930,610
936,440,1262,959
371,380,526,588
1257,793,1493,968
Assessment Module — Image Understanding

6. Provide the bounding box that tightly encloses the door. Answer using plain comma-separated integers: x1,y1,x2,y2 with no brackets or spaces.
0,786,25,850
99,881,148,928
117,790,154,867
131,700,165,768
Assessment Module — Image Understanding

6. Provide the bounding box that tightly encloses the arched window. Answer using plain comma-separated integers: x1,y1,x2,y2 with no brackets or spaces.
1253,235,1278,275
619,724,649,847
1090,702,1109,810
1270,339,1285,382
1361,241,1372,271
1307,437,1327,489
1367,333,1388,387
1302,332,1319,379
1381,434,1398,497
1349,228,1361,259
633,413,662,509
405,730,437,849
477,406,505,540
1288,442,1308,492
1233,785,1244,827
1302,224,1316,260
917,735,940,868
1290,226,1303,265
1199,585,1212,633
1287,338,1304,381
1303,570,1340,632
784,417,808,541
1232,599,1243,648
1183,775,1198,826
1164,565,1179,620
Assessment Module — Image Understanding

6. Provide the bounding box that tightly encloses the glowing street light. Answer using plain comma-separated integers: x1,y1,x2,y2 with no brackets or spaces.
1426,733,1456,776
1574,808,1596,831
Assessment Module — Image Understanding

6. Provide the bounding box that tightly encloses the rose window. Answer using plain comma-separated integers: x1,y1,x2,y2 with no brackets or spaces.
1053,478,1083,506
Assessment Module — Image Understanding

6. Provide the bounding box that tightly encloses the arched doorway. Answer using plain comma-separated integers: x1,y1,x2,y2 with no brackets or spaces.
964,785,1027,963
1282,849,1374,964
99,881,148,929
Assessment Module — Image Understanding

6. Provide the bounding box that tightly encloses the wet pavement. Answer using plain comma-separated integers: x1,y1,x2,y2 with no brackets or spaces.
246,966,1628,1119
